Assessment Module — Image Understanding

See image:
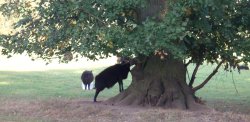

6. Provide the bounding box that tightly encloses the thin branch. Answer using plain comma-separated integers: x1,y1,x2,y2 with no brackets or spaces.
186,68,191,82
231,72,239,94
185,58,192,82
78,8,106,26
188,62,201,87
193,60,224,92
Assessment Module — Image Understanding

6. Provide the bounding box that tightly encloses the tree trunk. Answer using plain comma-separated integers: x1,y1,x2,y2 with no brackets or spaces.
106,0,204,110
106,55,204,110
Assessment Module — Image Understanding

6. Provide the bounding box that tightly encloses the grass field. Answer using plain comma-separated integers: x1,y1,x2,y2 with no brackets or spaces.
0,63,250,121
0,67,132,100
1,64,249,102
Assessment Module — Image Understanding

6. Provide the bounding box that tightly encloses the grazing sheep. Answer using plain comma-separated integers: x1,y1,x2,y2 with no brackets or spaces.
237,65,249,70
94,63,131,102
81,70,94,90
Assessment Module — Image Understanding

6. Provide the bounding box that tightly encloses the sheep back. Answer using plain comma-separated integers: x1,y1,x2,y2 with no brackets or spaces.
95,63,130,90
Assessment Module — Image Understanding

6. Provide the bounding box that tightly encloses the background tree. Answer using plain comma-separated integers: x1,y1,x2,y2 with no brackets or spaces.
0,0,250,109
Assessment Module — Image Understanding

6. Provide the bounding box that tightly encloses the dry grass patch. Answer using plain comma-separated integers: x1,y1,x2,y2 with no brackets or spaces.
1,98,250,122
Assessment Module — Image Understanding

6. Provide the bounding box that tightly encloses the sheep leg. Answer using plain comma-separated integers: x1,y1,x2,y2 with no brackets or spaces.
88,83,90,90
85,84,87,90
94,89,101,102
121,81,124,91
118,80,123,92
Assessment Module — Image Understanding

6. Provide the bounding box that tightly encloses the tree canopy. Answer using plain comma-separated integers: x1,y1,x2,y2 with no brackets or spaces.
0,0,250,66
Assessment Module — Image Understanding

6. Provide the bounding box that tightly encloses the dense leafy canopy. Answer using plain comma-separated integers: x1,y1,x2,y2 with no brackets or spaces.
0,0,250,67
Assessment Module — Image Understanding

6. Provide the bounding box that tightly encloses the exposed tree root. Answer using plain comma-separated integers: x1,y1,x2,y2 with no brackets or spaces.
106,55,207,110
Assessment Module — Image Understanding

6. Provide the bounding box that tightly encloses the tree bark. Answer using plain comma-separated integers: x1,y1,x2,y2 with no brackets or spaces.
188,62,201,88
106,55,204,110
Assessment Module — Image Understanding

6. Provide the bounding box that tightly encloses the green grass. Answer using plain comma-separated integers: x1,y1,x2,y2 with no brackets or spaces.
188,64,250,104
0,67,132,101
0,64,249,104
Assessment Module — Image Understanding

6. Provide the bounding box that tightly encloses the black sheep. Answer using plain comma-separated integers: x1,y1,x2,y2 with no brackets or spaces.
81,70,94,90
94,63,131,102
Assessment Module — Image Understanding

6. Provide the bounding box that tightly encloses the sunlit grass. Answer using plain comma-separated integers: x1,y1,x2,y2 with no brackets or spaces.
0,67,132,101
0,81,10,85
188,63,250,104
246,78,250,82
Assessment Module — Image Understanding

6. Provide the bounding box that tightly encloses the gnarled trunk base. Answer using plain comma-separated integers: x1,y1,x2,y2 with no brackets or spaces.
106,56,205,110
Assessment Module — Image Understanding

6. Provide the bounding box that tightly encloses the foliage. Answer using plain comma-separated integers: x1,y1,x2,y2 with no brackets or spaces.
183,0,250,67
0,0,250,67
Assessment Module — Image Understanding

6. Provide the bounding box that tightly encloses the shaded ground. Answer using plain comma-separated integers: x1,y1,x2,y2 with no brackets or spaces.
0,98,250,122
206,100,250,115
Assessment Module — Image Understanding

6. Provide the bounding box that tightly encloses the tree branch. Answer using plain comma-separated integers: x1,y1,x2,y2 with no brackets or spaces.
75,8,106,26
184,58,192,67
188,62,201,88
231,72,239,94
193,60,224,92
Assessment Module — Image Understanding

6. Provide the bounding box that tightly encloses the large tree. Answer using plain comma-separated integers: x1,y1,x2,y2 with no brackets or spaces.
1,0,250,109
